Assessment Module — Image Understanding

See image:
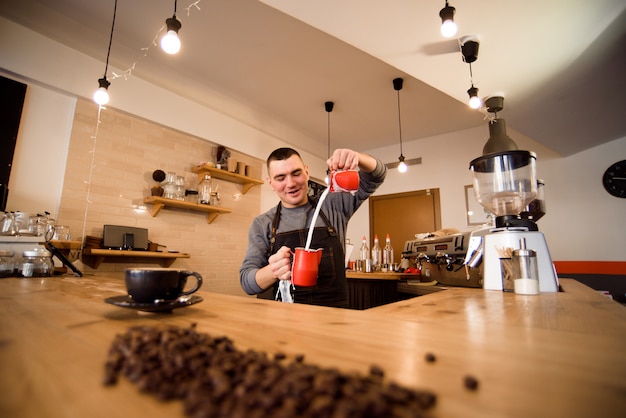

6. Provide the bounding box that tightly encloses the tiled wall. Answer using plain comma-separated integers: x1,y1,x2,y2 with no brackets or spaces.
57,99,263,296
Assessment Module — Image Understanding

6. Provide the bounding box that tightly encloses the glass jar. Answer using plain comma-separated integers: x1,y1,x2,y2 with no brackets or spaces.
198,174,212,205
175,175,186,201
162,172,177,199
0,249,15,278
18,248,54,278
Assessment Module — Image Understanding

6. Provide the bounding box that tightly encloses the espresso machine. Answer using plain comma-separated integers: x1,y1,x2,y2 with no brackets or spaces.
468,150,559,292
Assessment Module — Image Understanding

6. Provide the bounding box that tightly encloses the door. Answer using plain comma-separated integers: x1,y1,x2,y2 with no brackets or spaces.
369,189,441,263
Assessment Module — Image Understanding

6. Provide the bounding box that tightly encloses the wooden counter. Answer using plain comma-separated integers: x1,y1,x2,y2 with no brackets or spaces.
0,276,624,417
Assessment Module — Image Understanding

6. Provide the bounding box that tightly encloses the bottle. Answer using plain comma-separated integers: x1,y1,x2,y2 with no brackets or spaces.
371,234,381,271
383,233,394,271
358,235,369,272
198,174,212,205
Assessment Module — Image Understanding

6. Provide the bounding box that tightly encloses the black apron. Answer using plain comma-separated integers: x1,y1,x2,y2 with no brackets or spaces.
257,200,348,308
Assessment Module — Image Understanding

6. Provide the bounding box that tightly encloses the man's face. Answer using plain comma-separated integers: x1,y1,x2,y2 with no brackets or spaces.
267,155,310,208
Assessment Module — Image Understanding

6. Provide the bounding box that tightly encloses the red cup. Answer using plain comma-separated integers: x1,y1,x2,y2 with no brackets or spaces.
291,247,323,287
329,169,359,193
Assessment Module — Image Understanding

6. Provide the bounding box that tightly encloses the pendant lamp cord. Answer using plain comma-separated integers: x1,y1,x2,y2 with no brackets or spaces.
396,89,403,156
174,0,178,17
327,111,331,159
103,0,118,78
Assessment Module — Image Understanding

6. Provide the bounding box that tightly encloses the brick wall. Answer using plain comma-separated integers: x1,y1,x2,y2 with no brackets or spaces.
56,99,263,297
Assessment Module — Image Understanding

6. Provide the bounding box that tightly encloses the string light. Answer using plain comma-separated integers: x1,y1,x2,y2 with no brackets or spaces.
105,1,201,84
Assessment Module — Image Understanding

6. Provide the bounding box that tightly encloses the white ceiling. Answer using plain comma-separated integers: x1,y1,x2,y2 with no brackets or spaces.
1,0,625,159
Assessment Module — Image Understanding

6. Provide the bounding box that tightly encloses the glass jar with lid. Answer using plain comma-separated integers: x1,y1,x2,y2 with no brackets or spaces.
18,248,54,278
0,249,15,278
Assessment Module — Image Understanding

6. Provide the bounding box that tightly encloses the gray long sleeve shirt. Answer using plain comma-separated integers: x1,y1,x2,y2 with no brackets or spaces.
239,160,387,295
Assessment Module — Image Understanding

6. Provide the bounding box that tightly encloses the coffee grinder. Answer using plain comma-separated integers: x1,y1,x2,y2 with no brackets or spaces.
469,150,559,292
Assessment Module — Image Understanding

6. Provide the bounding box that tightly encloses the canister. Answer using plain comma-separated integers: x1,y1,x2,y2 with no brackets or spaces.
18,248,54,278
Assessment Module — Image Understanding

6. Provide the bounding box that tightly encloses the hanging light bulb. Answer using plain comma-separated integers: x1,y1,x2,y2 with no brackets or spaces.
393,78,408,173
439,1,457,38
467,85,482,109
398,155,408,173
93,0,117,105
161,1,182,54
324,101,334,185
93,77,111,105
460,38,481,109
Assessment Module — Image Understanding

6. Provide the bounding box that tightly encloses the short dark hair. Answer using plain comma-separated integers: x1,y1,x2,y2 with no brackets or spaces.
266,148,302,170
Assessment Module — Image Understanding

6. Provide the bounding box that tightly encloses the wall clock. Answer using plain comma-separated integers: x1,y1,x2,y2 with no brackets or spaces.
602,160,626,198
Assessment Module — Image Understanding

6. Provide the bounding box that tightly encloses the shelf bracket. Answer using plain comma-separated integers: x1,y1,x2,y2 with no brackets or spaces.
149,202,165,217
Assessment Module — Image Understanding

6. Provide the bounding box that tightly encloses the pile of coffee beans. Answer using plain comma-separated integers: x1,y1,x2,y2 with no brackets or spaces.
104,324,437,418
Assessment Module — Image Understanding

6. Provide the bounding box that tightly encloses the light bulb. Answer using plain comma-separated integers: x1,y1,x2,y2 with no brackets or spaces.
469,95,482,109
398,161,408,173
93,77,110,105
161,30,181,54
440,19,457,38
93,88,109,105
467,85,481,109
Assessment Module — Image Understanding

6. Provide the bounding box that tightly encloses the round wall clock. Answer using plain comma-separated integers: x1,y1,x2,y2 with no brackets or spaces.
602,160,626,198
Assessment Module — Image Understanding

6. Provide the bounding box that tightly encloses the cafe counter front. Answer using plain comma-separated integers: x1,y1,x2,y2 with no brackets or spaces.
0,274,625,417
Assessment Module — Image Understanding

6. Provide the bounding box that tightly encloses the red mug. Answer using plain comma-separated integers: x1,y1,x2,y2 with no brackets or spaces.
329,169,359,193
291,247,323,287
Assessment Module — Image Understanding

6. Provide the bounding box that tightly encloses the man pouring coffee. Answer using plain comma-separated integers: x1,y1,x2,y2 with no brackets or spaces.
239,147,386,308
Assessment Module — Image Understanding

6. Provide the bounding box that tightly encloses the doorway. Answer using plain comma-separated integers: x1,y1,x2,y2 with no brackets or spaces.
369,189,441,263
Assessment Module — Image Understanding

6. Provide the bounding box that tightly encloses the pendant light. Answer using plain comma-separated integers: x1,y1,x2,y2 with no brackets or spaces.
393,78,408,173
482,96,519,155
439,1,458,38
324,101,334,184
461,37,482,109
93,0,117,105
161,0,182,54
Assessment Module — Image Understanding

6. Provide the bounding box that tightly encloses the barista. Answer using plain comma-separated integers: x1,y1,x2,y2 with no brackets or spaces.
239,147,386,307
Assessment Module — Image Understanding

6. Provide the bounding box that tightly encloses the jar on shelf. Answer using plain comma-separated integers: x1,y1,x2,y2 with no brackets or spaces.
162,172,177,199
175,175,186,201
18,248,54,278
198,174,212,205
0,249,15,278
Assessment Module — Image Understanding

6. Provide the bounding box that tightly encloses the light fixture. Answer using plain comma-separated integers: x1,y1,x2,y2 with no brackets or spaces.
467,85,481,109
482,96,519,155
393,78,408,173
93,0,117,105
324,101,334,184
439,1,458,38
461,37,482,109
161,0,182,54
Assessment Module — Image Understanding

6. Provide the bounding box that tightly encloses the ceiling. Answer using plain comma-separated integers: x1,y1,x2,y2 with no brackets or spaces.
1,0,625,159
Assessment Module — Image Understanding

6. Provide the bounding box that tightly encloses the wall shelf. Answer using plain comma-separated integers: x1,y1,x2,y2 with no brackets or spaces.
191,165,263,194
143,196,231,224
81,248,190,269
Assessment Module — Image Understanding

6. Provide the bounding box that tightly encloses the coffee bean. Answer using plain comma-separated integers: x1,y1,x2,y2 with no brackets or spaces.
104,324,437,417
464,375,479,390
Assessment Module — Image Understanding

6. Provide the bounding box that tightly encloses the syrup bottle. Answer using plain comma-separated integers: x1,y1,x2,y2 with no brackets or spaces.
371,234,381,271
383,234,394,271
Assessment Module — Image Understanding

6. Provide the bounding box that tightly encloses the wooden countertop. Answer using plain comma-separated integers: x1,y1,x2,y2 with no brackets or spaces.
0,276,624,417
